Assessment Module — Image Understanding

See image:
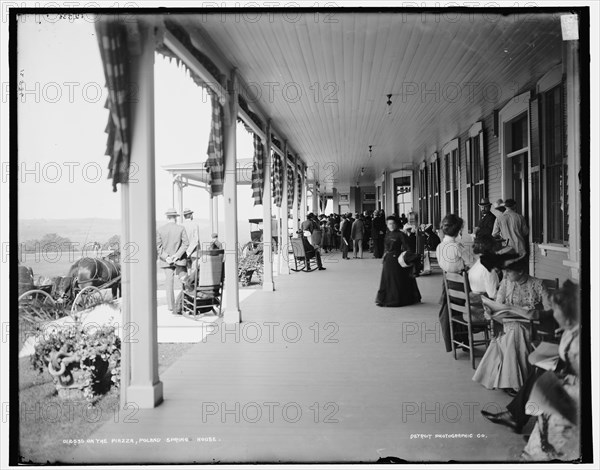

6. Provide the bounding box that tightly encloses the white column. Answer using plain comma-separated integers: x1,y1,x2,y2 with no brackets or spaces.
208,193,214,234
222,70,241,323
564,39,580,280
332,187,339,214
279,142,290,275
312,182,319,214
177,178,184,218
292,154,299,233
119,184,131,410
301,168,307,222
276,204,282,275
125,22,162,408
171,177,176,208
262,120,275,291
212,195,219,235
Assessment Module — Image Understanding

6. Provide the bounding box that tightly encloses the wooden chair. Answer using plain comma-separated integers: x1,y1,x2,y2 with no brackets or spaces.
533,278,560,344
490,277,560,346
181,251,224,318
443,271,491,369
289,236,314,272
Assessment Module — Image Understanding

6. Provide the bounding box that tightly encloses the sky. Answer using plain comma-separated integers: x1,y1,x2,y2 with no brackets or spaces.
16,16,262,229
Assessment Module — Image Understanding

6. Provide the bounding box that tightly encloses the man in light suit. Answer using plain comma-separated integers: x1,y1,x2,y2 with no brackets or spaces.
181,208,200,270
157,208,189,312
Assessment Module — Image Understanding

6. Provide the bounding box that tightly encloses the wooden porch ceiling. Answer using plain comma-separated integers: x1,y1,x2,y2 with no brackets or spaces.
174,11,563,191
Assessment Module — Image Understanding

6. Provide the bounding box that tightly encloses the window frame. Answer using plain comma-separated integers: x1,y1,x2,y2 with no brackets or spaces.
465,122,486,233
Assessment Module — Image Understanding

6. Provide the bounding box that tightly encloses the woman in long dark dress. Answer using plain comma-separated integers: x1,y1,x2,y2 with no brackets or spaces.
376,216,421,307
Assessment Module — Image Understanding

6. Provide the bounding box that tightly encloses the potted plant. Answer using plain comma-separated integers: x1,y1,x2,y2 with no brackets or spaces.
31,323,121,401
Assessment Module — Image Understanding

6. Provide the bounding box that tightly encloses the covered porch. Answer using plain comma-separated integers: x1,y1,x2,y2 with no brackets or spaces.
69,253,526,463
87,8,584,463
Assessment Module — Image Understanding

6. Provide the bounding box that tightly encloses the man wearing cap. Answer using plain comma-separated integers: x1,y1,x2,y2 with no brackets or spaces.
157,208,189,312
182,208,200,269
492,198,529,259
474,198,496,238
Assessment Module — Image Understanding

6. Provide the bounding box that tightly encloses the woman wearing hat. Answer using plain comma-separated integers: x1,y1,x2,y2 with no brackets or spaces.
375,216,421,307
472,257,553,393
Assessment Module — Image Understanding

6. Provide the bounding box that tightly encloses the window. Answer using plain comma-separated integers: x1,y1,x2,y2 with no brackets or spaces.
443,139,460,215
418,163,428,224
466,123,486,232
539,84,568,244
428,154,441,228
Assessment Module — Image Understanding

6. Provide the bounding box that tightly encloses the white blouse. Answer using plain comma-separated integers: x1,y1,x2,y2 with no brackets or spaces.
436,235,466,273
468,259,499,298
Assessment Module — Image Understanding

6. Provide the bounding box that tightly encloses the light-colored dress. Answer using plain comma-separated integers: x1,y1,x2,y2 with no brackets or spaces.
472,276,550,390
522,327,580,461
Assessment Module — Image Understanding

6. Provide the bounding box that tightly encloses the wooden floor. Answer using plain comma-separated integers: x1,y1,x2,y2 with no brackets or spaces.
67,251,526,464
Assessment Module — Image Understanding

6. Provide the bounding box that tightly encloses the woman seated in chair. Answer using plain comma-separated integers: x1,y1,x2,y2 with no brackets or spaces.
522,280,580,461
467,234,519,322
472,257,552,393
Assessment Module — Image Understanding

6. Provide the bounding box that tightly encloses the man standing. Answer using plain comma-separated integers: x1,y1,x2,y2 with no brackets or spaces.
157,208,189,312
474,198,496,238
492,198,529,259
351,214,365,259
181,208,199,269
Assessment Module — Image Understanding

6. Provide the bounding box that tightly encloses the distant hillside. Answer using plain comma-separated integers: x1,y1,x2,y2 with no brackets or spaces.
18,217,254,248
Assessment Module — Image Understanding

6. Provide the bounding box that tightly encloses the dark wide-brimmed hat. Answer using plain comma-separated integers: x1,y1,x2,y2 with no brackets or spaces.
480,248,521,272
478,197,492,207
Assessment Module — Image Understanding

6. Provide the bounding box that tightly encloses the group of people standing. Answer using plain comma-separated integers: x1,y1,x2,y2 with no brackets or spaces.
436,198,580,461
156,207,221,312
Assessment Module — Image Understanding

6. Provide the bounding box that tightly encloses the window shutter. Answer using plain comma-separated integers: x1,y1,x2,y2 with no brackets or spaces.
478,130,486,196
530,96,543,243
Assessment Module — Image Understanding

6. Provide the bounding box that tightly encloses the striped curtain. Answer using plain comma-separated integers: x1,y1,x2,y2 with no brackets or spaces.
251,134,264,206
272,153,283,207
205,91,225,196
297,172,302,211
95,20,133,192
287,161,294,210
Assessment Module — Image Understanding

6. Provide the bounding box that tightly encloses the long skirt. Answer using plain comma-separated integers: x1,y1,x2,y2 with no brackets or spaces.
376,254,421,307
472,320,532,391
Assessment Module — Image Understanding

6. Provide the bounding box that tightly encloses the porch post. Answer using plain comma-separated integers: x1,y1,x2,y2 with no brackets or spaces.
292,155,299,233
312,182,319,214
564,39,581,280
332,187,339,214
279,141,290,275
177,178,184,218
222,69,241,323
212,195,219,235
301,168,307,222
125,21,162,408
262,119,275,291
208,193,214,234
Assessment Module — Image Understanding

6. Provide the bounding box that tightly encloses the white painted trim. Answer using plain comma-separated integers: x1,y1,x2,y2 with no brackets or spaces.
442,137,459,155
237,107,266,142
538,243,569,257
498,91,531,200
468,121,483,137
163,30,227,105
537,64,562,93
429,152,438,164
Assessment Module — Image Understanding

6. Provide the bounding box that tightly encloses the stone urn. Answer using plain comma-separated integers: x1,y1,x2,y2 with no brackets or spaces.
47,345,110,399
